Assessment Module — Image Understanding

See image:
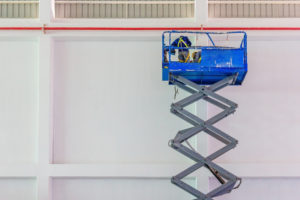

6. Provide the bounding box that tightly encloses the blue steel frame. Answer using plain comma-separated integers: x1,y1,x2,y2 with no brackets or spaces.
162,31,248,85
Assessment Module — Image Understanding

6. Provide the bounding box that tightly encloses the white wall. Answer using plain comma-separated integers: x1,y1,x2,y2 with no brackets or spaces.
0,34,198,200
210,178,300,200
52,38,193,165
208,35,300,198
209,39,300,164
53,178,195,200
0,39,38,164
0,31,300,200
0,178,36,200
0,38,38,199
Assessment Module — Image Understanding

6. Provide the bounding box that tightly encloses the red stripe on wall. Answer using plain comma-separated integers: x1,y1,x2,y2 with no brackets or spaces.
0,27,300,31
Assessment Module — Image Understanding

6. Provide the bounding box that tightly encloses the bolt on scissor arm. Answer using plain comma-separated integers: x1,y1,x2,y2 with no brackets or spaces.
168,73,241,200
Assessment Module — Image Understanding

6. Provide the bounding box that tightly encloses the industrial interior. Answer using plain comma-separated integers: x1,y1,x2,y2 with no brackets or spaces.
0,1,299,200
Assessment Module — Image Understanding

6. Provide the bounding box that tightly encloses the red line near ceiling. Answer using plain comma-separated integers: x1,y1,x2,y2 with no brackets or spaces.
0,27,42,30
1,26,300,31
45,27,300,31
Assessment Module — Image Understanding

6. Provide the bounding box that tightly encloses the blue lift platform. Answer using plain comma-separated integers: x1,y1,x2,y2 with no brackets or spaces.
163,31,247,200
162,31,247,85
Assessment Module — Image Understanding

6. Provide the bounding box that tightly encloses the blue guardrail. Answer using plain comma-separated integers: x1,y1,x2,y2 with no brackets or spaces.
162,31,248,85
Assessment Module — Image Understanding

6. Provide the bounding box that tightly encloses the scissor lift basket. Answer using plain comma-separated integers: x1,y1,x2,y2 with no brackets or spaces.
162,31,248,85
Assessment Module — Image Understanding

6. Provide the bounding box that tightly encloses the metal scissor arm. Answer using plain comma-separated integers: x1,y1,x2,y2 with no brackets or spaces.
168,74,241,200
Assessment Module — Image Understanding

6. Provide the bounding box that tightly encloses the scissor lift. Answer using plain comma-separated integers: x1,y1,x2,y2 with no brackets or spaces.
162,31,247,199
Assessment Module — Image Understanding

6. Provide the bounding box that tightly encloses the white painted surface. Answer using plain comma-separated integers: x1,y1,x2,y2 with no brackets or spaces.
48,163,195,178
0,22,299,200
53,39,194,164
210,177,300,199
0,178,36,200
52,177,195,200
37,36,54,200
0,39,38,164
209,40,300,164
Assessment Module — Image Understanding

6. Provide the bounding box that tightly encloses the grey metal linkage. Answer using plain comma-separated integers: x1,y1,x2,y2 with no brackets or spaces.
168,73,241,200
